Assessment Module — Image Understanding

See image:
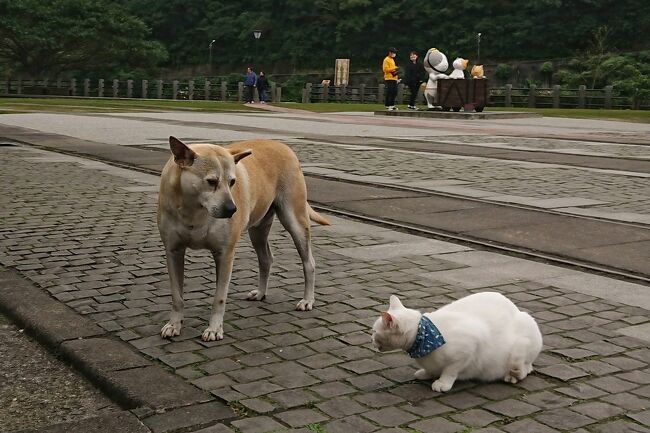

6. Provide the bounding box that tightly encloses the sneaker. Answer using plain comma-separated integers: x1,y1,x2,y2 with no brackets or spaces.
391,106,399,111
386,106,394,111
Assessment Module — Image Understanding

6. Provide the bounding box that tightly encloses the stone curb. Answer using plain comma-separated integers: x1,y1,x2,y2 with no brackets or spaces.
0,268,236,432
15,411,150,433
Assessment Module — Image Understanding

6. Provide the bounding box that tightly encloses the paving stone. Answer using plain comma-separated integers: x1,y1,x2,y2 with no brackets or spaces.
502,419,561,433
534,408,595,430
400,399,453,417
484,399,540,417
556,383,608,399
316,396,367,418
191,374,234,391
362,406,417,427
617,370,650,384
340,359,387,374
232,380,283,397
439,391,488,409
602,392,650,410
450,408,501,427
571,401,625,420
538,364,590,381
347,373,394,391
628,409,650,426
472,383,522,400
588,376,639,393
323,415,377,433
354,392,405,408
573,359,621,376
159,352,204,368
274,408,328,428
297,353,343,369
142,401,233,433
310,381,356,398
269,389,320,409
200,358,243,374
230,416,286,433
591,419,650,433
240,398,276,414
522,390,576,409
408,417,465,433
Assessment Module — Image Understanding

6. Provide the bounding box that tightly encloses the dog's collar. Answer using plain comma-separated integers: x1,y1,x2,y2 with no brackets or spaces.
407,315,445,358
425,56,447,75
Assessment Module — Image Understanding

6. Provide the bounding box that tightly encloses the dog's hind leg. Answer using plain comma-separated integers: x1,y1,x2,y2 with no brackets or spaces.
203,248,235,341
161,247,186,338
247,209,275,301
277,204,316,311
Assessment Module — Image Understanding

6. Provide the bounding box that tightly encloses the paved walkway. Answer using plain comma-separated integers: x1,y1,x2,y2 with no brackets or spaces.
2,136,650,432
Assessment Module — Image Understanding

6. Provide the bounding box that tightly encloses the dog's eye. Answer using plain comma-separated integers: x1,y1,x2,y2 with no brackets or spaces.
207,179,218,187
229,179,236,187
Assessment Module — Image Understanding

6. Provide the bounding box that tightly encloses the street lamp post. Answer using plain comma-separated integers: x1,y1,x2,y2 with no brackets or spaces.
208,39,216,75
477,32,482,63
253,30,262,65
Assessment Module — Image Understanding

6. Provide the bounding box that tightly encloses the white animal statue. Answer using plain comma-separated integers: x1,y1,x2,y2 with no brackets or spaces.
423,48,450,109
371,292,543,393
450,58,469,79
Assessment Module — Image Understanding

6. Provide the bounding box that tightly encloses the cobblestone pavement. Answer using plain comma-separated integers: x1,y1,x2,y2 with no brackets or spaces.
1,112,648,224
0,306,118,433
2,144,650,433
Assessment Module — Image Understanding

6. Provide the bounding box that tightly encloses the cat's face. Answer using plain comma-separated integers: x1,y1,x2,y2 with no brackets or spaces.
371,295,419,352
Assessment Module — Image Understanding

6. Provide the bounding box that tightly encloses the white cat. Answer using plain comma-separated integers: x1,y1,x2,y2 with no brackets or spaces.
371,292,543,393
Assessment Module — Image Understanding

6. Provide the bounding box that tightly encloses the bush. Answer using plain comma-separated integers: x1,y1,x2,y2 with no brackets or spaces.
495,64,512,82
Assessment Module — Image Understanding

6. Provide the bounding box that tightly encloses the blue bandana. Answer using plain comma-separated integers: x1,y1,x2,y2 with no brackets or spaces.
407,315,446,358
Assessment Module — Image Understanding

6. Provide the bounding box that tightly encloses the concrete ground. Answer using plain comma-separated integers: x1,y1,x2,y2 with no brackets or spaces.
0,109,649,433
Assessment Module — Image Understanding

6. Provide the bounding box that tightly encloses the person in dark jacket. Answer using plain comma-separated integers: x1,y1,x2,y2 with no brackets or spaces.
404,51,426,110
243,67,257,103
257,71,269,103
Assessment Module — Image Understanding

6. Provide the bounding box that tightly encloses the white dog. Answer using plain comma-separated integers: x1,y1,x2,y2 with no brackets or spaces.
423,48,450,109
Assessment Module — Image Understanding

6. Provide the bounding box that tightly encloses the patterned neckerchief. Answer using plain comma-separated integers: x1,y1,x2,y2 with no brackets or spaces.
407,315,446,358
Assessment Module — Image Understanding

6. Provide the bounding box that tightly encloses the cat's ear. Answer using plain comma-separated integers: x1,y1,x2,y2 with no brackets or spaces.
382,312,397,329
389,295,404,310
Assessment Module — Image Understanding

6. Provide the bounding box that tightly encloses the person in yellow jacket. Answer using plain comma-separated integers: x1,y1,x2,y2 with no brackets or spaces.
382,47,399,111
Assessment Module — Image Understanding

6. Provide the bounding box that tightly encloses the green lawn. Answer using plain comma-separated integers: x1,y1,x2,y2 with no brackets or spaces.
0,97,261,113
2,97,648,123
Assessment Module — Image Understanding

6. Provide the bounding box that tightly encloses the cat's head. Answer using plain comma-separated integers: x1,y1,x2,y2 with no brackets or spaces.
371,295,421,352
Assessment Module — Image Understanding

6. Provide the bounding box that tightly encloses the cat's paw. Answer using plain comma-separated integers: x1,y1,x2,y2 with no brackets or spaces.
431,379,453,393
414,369,434,380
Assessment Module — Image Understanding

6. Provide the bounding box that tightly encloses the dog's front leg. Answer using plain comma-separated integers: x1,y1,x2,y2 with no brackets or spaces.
202,249,235,342
161,247,186,338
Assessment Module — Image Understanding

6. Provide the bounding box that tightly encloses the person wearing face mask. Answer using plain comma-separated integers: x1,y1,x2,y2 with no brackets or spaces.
404,51,426,110
382,47,399,111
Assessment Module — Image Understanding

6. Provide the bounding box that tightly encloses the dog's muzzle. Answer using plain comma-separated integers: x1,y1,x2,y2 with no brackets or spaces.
210,202,237,219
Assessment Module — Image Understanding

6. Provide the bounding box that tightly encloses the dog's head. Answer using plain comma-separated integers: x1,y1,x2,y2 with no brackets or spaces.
169,136,252,219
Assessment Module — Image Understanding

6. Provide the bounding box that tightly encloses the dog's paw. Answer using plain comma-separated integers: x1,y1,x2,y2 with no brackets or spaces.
295,298,314,311
504,373,519,384
431,379,453,393
246,290,266,301
414,368,434,380
161,321,182,339
202,326,224,342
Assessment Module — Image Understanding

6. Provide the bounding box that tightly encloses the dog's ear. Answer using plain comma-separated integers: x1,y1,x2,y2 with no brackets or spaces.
169,136,196,167
382,312,396,329
230,148,252,164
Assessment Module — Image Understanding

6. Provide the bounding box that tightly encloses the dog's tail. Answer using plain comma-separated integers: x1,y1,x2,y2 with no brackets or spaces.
308,205,330,226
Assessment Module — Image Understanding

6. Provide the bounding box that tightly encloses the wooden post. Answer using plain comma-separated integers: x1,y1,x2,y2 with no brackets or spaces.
204,80,211,100
98,79,104,97
83,78,90,96
504,84,512,107
127,80,133,98
3,78,9,95
56,78,62,90
157,80,163,99
397,82,405,105
578,85,586,108
528,84,536,107
270,82,276,102
188,80,194,100
359,83,366,103
604,85,613,109
276,86,281,103
221,81,227,101
141,80,148,98
112,79,118,97
237,82,243,102
69,78,76,96
301,88,307,103
172,80,179,100
305,83,312,103
378,83,385,104
322,83,329,102
340,84,347,102
552,85,560,108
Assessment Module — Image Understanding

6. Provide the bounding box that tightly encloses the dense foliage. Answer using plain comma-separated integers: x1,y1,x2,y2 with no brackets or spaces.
1,0,649,77
0,0,166,77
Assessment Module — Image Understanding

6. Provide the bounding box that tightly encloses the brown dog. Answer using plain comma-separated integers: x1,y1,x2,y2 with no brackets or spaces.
157,137,329,341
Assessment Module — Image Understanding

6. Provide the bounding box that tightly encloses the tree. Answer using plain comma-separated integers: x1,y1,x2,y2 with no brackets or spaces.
0,0,167,77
